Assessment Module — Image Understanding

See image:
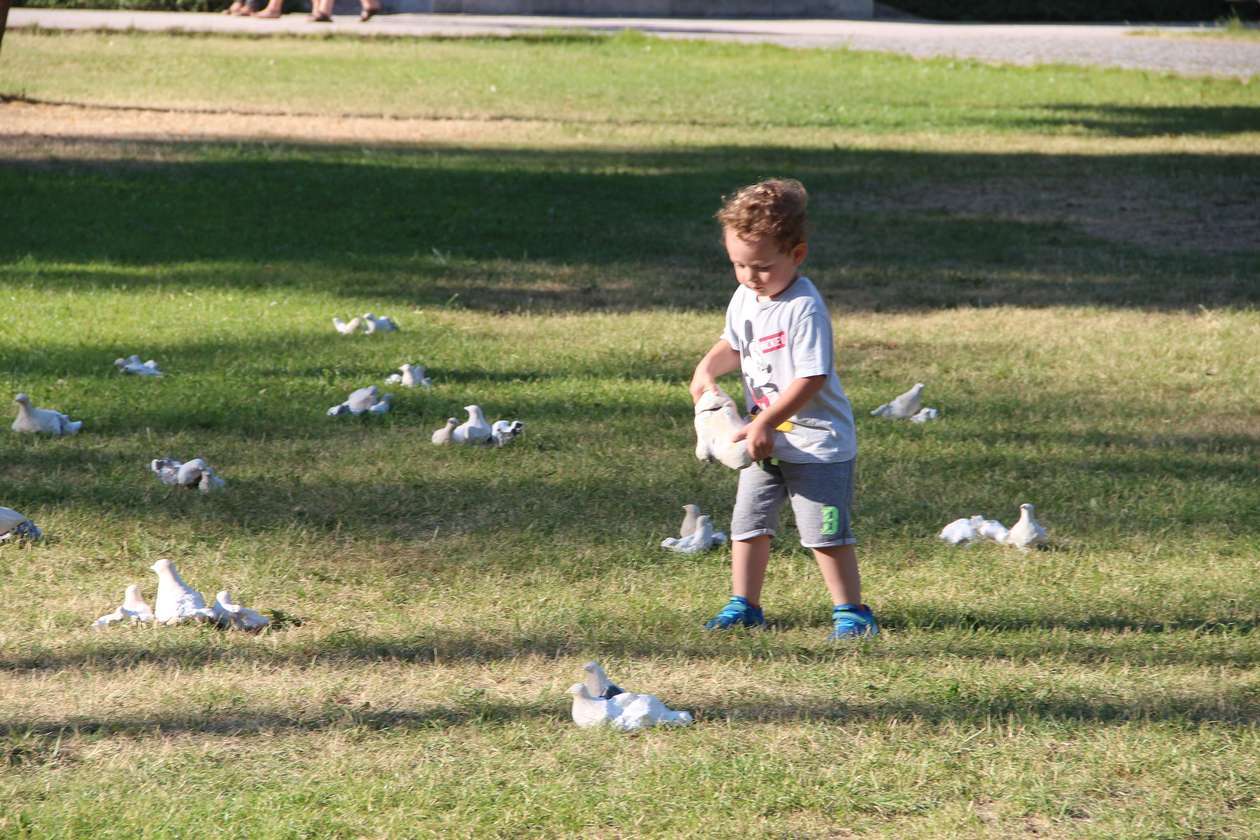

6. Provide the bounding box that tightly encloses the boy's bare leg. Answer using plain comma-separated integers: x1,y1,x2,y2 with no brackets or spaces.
732,535,771,605
813,544,861,605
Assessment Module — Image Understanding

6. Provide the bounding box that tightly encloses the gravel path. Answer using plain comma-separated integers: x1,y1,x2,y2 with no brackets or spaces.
9,9,1260,79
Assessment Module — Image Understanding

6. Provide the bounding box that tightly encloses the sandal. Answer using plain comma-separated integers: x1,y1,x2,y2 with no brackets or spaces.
308,12,332,21
359,4,379,20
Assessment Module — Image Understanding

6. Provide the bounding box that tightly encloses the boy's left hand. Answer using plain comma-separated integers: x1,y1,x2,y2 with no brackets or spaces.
732,418,775,461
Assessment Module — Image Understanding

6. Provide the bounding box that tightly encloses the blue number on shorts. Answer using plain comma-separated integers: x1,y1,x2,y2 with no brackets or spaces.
821,506,839,536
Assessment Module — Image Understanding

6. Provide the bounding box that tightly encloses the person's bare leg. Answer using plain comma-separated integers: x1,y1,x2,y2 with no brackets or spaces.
252,0,283,18
813,544,860,606
359,0,380,20
732,535,771,606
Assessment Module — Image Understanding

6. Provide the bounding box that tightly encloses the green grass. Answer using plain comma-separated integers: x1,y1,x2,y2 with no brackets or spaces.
2,29,1260,838
5,29,1260,136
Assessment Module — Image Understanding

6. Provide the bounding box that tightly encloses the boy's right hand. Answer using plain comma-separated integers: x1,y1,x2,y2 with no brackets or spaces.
690,340,741,403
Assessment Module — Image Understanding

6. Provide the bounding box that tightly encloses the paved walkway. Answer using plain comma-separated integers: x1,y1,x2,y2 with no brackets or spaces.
9,8,1260,79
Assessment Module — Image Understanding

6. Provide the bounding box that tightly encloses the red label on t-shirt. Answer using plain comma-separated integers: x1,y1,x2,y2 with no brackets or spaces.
757,331,785,353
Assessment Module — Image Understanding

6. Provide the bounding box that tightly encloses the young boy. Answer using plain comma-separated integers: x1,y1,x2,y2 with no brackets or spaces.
689,178,877,640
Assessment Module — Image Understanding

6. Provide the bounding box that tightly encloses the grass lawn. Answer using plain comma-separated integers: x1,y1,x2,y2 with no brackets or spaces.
2,29,1260,838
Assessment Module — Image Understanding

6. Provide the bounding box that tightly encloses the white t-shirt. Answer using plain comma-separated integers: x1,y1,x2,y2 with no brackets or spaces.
721,275,857,463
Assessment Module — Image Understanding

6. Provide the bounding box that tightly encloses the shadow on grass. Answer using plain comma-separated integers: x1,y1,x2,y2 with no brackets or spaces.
2,137,1257,312
2,678,1256,743
1022,104,1260,137
4,609,1257,675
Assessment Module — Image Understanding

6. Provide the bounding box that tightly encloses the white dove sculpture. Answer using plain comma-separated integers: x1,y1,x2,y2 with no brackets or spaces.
0,506,41,543
694,387,752,470
150,558,216,625
491,419,524,447
150,458,181,486
871,383,925,419
661,514,727,554
11,393,83,436
327,385,390,416
452,405,492,445
680,504,701,539
150,458,226,493
1005,503,1048,550
333,316,364,335
114,355,162,377
582,661,625,699
938,517,977,545
431,417,458,445
212,590,271,632
92,584,154,628
976,517,1010,543
385,364,432,389
362,313,399,333
939,515,1010,546
567,684,693,732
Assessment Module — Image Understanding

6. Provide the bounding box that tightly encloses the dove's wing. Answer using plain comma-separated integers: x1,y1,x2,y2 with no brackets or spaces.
93,607,126,628
938,518,976,545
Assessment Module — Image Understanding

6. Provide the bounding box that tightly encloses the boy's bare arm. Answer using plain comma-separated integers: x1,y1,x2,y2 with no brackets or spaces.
689,340,741,402
733,375,827,460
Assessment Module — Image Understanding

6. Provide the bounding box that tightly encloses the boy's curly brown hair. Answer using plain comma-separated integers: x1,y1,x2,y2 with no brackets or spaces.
715,178,808,253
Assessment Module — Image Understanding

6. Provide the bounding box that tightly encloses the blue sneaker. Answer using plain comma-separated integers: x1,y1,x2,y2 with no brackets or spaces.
829,603,879,640
704,596,765,630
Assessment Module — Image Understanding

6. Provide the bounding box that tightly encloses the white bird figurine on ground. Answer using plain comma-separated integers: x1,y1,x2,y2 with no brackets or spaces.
567,668,693,731
151,458,181,486
11,393,83,436
362,313,399,333
212,590,271,631
431,417,458,445
582,661,624,699
1005,503,1048,550
0,506,41,543
490,419,524,447
150,558,216,625
150,458,226,493
871,383,925,419
939,514,1010,545
938,517,978,545
976,517,1010,543
680,504,701,538
910,407,940,423
452,405,492,445
333,316,364,335
327,385,391,416
661,514,727,554
694,387,752,470
114,355,162,377
385,364,432,389
92,584,154,628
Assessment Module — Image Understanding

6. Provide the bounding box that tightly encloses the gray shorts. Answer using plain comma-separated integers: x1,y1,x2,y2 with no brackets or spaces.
730,458,856,548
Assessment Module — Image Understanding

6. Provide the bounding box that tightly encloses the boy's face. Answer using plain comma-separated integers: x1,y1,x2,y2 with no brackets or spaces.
723,229,807,300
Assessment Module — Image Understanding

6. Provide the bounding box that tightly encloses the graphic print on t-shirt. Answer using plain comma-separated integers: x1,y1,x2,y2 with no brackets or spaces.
742,319,781,410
